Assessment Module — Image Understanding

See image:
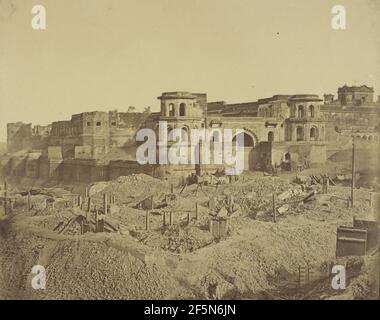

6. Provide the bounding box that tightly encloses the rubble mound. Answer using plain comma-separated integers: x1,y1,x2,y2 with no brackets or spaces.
90,174,168,205
161,225,214,253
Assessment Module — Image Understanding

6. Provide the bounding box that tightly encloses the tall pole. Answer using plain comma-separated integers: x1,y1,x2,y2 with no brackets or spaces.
272,175,276,222
351,136,355,208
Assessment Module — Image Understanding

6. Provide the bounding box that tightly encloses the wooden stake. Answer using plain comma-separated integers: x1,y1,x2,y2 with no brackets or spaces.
103,193,108,215
272,193,276,223
351,137,355,208
195,202,198,220
80,218,84,235
95,207,99,232
146,210,150,230
3,197,7,215
27,191,31,211
87,197,91,212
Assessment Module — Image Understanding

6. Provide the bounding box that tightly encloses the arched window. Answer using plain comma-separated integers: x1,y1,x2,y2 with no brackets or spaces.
297,105,305,118
309,105,315,118
211,130,221,143
296,127,304,141
310,127,318,141
268,131,274,142
168,103,175,116
179,103,186,116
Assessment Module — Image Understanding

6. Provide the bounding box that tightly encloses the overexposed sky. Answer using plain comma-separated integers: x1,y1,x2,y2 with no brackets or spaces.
0,0,379,141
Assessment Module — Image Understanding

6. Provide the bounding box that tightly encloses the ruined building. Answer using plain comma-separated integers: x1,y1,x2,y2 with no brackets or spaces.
2,84,378,184
145,91,327,173
321,85,380,130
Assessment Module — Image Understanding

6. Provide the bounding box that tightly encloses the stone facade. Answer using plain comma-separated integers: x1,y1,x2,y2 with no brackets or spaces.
3,84,377,183
7,122,51,153
144,91,327,174
321,85,380,131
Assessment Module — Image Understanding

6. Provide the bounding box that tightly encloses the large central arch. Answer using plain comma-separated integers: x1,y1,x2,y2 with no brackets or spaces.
231,128,259,147
232,132,255,147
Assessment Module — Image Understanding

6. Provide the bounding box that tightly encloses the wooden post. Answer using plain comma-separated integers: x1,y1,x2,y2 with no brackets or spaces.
187,212,190,225
85,186,89,198
80,218,84,235
27,191,31,211
171,184,174,194
95,207,99,232
229,195,234,213
370,192,374,208
151,195,154,210
103,193,108,215
145,210,150,230
163,212,166,227
77,195,82,207
195,202,198,220
169,211,173,225
351,137,355,208
3,189,7,215
272,193,276,223
198,140,203,177
87,197,91,212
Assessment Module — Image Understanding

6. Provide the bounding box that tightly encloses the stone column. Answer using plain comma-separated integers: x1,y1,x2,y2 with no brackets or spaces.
175,103,179,117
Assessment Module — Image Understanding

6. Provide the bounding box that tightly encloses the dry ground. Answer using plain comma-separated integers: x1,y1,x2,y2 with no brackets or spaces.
0,171,378,300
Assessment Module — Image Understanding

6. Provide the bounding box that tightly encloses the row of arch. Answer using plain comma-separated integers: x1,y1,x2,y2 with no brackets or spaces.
296,105,315,118
296,126,319,141
167,103,187,117
355,135,380,143
162,126,275,147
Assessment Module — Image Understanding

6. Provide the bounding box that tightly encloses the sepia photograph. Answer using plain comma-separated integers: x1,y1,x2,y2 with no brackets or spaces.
0,0,379,305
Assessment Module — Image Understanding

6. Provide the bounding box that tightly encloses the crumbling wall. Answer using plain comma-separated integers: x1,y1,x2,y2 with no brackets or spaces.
270,142,326,170
75,146,93,160
61,160,109,183
108,160,152,180
110,112,150,147
25,153,42,178
7,122,48,153
42,146,63,179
